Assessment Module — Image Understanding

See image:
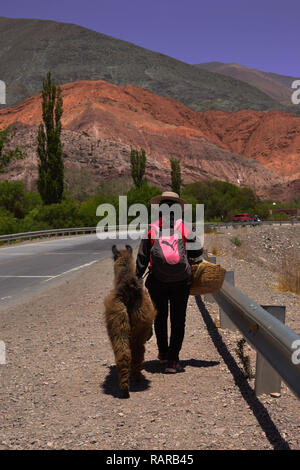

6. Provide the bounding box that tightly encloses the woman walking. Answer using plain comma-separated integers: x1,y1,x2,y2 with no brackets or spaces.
136,191,202,373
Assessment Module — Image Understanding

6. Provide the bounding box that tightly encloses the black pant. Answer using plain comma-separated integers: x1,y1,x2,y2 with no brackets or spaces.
145,274,190,361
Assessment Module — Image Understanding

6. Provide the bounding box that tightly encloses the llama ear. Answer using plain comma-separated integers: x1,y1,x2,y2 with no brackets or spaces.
112,244,120,260
125,244,133,256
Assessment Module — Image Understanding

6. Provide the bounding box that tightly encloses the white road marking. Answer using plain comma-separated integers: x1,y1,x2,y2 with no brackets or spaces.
42,252,102,255
0,253,30,256
0,275,52,278
0,260,99,282
0,251,101,257
0,234,97,251
43,260,98,282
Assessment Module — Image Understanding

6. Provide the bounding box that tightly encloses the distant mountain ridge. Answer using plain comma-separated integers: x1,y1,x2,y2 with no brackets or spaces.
195,61,300,106
0,16,297,115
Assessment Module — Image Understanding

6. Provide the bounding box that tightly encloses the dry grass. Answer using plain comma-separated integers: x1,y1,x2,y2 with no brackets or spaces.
230,227,254,262
276,249,300,295
205,233,223,256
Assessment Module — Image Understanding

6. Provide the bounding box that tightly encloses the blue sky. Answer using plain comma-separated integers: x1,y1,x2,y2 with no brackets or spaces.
1,0,300,76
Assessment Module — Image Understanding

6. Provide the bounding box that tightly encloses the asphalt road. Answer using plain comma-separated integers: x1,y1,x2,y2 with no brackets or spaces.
0,233,139,310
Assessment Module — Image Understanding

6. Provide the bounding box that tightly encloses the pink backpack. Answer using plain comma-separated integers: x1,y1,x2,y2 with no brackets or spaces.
149,218,192,282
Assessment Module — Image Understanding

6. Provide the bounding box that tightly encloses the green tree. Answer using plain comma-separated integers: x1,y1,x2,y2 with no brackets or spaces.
0,180,25,218
182,180,262,221
126,182,161,224
0,124,26,172
170,158,182,195
0,216,20,236
0,180,41,220
130,148,146,188
37,72,64,204
78,192,119,227
24,199,80,230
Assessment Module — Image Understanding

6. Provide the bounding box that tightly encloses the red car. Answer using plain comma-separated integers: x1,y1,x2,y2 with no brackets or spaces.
231,213,254,223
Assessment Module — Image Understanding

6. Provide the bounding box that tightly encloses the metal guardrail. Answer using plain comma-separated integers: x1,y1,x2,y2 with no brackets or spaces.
0,227,97,244
0,220,299,244
209,276,300,399
205,220,300,229
0,225,137,244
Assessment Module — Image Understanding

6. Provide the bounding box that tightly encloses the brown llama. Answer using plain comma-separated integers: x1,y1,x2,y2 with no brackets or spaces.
103,244,157,398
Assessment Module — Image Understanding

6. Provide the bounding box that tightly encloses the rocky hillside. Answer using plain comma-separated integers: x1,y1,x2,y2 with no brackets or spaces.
194,109,300,181
0,16,293,114
0,80,290,199
3,80,300,183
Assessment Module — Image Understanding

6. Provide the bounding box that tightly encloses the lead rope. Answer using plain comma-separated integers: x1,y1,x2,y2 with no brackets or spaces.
142,269,149,279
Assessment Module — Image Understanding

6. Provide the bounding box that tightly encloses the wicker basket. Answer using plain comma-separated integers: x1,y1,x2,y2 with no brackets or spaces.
190,259,226,295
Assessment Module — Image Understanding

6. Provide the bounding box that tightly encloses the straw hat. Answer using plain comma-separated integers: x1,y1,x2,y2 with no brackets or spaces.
150,191,187,209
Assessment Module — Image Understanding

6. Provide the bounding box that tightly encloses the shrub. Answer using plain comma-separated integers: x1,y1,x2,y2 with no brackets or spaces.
24,199,81,230
23,192,43,215
182,180,259,221
0,207,11,218
235,338,255,379
231,236,242,247
271,211,289,221
253,203,270,220
126,182,161,222
0,180,26,218
0,216,20,235
78,193,119,227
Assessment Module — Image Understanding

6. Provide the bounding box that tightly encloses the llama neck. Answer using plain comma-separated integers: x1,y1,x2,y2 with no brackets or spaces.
116,270,143,311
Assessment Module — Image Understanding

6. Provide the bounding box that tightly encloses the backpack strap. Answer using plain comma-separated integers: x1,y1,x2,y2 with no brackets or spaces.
148,222,159,247
149,218,188,249
174,219,188,248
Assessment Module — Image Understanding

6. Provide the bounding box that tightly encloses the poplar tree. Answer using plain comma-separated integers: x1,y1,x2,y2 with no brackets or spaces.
37,72,64,204
170,157,182,195
130,148,146,188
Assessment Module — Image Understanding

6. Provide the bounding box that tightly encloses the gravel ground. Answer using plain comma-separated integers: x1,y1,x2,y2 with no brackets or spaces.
0,227,299,450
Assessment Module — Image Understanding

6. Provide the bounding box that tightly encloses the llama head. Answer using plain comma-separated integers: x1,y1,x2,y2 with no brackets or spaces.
112,244,132,261
112,245,135,284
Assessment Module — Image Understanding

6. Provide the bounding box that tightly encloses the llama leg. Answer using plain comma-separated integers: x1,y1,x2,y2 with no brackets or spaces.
130,329,147,381
115,344,131,398
131,344,145,381
105,297,131,398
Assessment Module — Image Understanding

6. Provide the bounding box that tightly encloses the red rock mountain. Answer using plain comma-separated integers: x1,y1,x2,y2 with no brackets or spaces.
0,80,299,200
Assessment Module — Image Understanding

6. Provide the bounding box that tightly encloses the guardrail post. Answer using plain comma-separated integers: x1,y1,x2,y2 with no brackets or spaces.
204,256,216,303
203,257,237,331
219,271,237,331
255,305,286,397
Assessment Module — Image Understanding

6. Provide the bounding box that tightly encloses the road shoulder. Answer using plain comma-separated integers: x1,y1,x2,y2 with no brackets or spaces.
0,251,299,450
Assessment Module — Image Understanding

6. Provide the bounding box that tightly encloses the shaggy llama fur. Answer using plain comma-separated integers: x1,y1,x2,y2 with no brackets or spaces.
104,245,157,398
